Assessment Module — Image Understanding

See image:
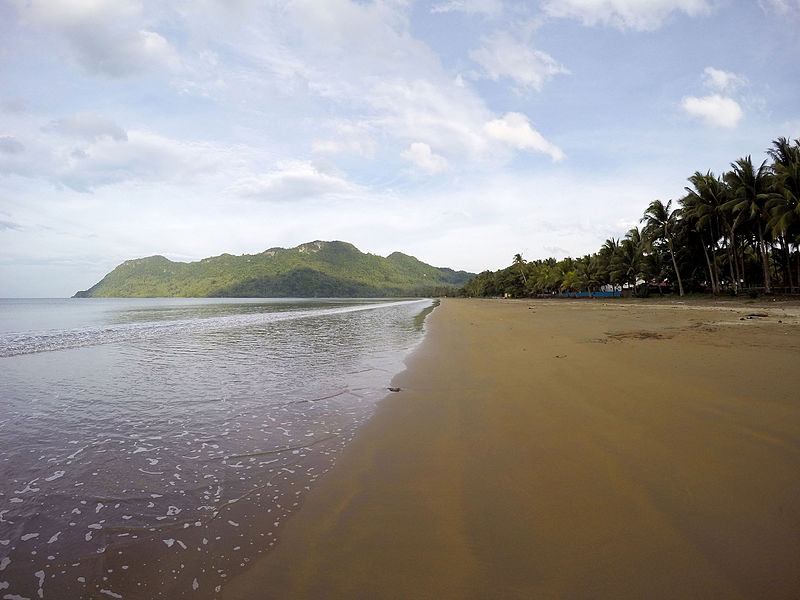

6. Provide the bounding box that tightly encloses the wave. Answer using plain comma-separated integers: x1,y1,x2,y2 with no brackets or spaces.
0,299,426,357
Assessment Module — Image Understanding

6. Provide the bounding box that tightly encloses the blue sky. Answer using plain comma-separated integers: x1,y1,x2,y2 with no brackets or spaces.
1,0,799,297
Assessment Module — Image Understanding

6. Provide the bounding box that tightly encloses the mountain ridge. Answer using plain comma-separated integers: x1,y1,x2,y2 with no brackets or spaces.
73,240,473,298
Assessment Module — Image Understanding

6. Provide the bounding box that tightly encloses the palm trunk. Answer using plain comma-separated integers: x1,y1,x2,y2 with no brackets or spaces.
711,238,722,291
757,223,772,293
781,235,794,291
726,236,738,293
710,219,723,291
739,234,748,288
796,247,800,293
729,230,740,293
667,237,684,296
701,232,718,294
701,236,716,295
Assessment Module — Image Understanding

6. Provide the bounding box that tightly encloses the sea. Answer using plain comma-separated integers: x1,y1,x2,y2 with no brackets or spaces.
0,297,435,599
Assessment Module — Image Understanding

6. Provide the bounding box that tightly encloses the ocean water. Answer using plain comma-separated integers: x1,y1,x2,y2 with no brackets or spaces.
0,297,434,599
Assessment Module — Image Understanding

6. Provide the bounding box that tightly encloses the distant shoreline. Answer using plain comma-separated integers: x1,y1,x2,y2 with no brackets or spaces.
223,297,800,599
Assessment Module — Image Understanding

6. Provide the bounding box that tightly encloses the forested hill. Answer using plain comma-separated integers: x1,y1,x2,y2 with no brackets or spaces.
73,241,473,298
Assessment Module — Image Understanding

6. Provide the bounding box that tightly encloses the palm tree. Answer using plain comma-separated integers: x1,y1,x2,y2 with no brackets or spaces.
513,253,528,287
683,172,730,294
641,199,684,296
724,156,775,293
767,137,800,290
611,228,645,294
597,237,620,291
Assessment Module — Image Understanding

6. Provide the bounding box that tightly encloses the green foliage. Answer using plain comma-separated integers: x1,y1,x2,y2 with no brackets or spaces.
74,241,474,298
461,136,800,298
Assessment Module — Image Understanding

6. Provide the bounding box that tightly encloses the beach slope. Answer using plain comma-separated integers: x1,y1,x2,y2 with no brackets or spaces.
224,298,800,599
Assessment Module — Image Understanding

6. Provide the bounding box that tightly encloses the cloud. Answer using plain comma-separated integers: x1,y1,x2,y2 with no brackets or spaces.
401,142,450,174
61,130,237,191
702,67,746,93
311,122,376,158
216,1,495,163
8,0,180,77
171,1,551,170
758,0,800,15
469,31,568,91
369,78,490,162
483,113,564,161
0,136,25,154
0,121,228,192
542,0,714,31
45,113,128,142
0,220,22,231
681,94,744,128
430,0,503,15
230,160,363,201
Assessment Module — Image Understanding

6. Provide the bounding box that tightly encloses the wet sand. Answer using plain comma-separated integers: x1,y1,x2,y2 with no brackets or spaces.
223,298,800,599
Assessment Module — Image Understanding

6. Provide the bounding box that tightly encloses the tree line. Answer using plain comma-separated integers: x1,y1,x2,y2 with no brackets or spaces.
461,137,800,298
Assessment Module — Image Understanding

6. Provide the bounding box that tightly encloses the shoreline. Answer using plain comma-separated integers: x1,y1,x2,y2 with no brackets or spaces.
223,297,800,599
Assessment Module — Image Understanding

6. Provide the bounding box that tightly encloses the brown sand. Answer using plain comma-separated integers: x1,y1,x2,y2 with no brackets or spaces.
223,298,800,599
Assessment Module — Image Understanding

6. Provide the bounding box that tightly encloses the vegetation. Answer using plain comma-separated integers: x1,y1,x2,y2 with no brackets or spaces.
74,241,473,298
462,137,800,299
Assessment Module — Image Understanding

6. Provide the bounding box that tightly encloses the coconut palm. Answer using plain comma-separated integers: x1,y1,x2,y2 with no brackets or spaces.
683,172,732,294
724,156,775,293
641,199,684,296
767,137,800,290
513,253,528,287
611,228,645,294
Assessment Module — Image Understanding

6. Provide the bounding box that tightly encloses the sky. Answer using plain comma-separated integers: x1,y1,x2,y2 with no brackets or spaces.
1,0,799,297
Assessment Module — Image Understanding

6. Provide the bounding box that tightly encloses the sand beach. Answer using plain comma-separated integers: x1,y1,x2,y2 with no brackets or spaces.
224,297,800,599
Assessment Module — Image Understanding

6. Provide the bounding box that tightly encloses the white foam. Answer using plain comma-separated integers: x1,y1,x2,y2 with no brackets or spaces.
14,481,40,494
66,445,88,460
44,471,65,482
34,570,44,598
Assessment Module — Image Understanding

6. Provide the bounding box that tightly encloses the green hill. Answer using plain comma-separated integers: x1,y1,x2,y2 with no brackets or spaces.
73,241,473,298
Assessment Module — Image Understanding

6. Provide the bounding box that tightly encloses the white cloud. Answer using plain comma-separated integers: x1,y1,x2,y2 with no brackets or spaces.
469,31,568,91
542,0,714,31
229,160,364,201
56,131,225,191
681,94,744,128
45,113,128,142
369,78,490,162
7,0,180,77
311,122,376,158
165,1,549,170
758,0,800,15
702,67,745,93
430,0,503,15
483,113,564,161
0,114,229,191
401,142,450,174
